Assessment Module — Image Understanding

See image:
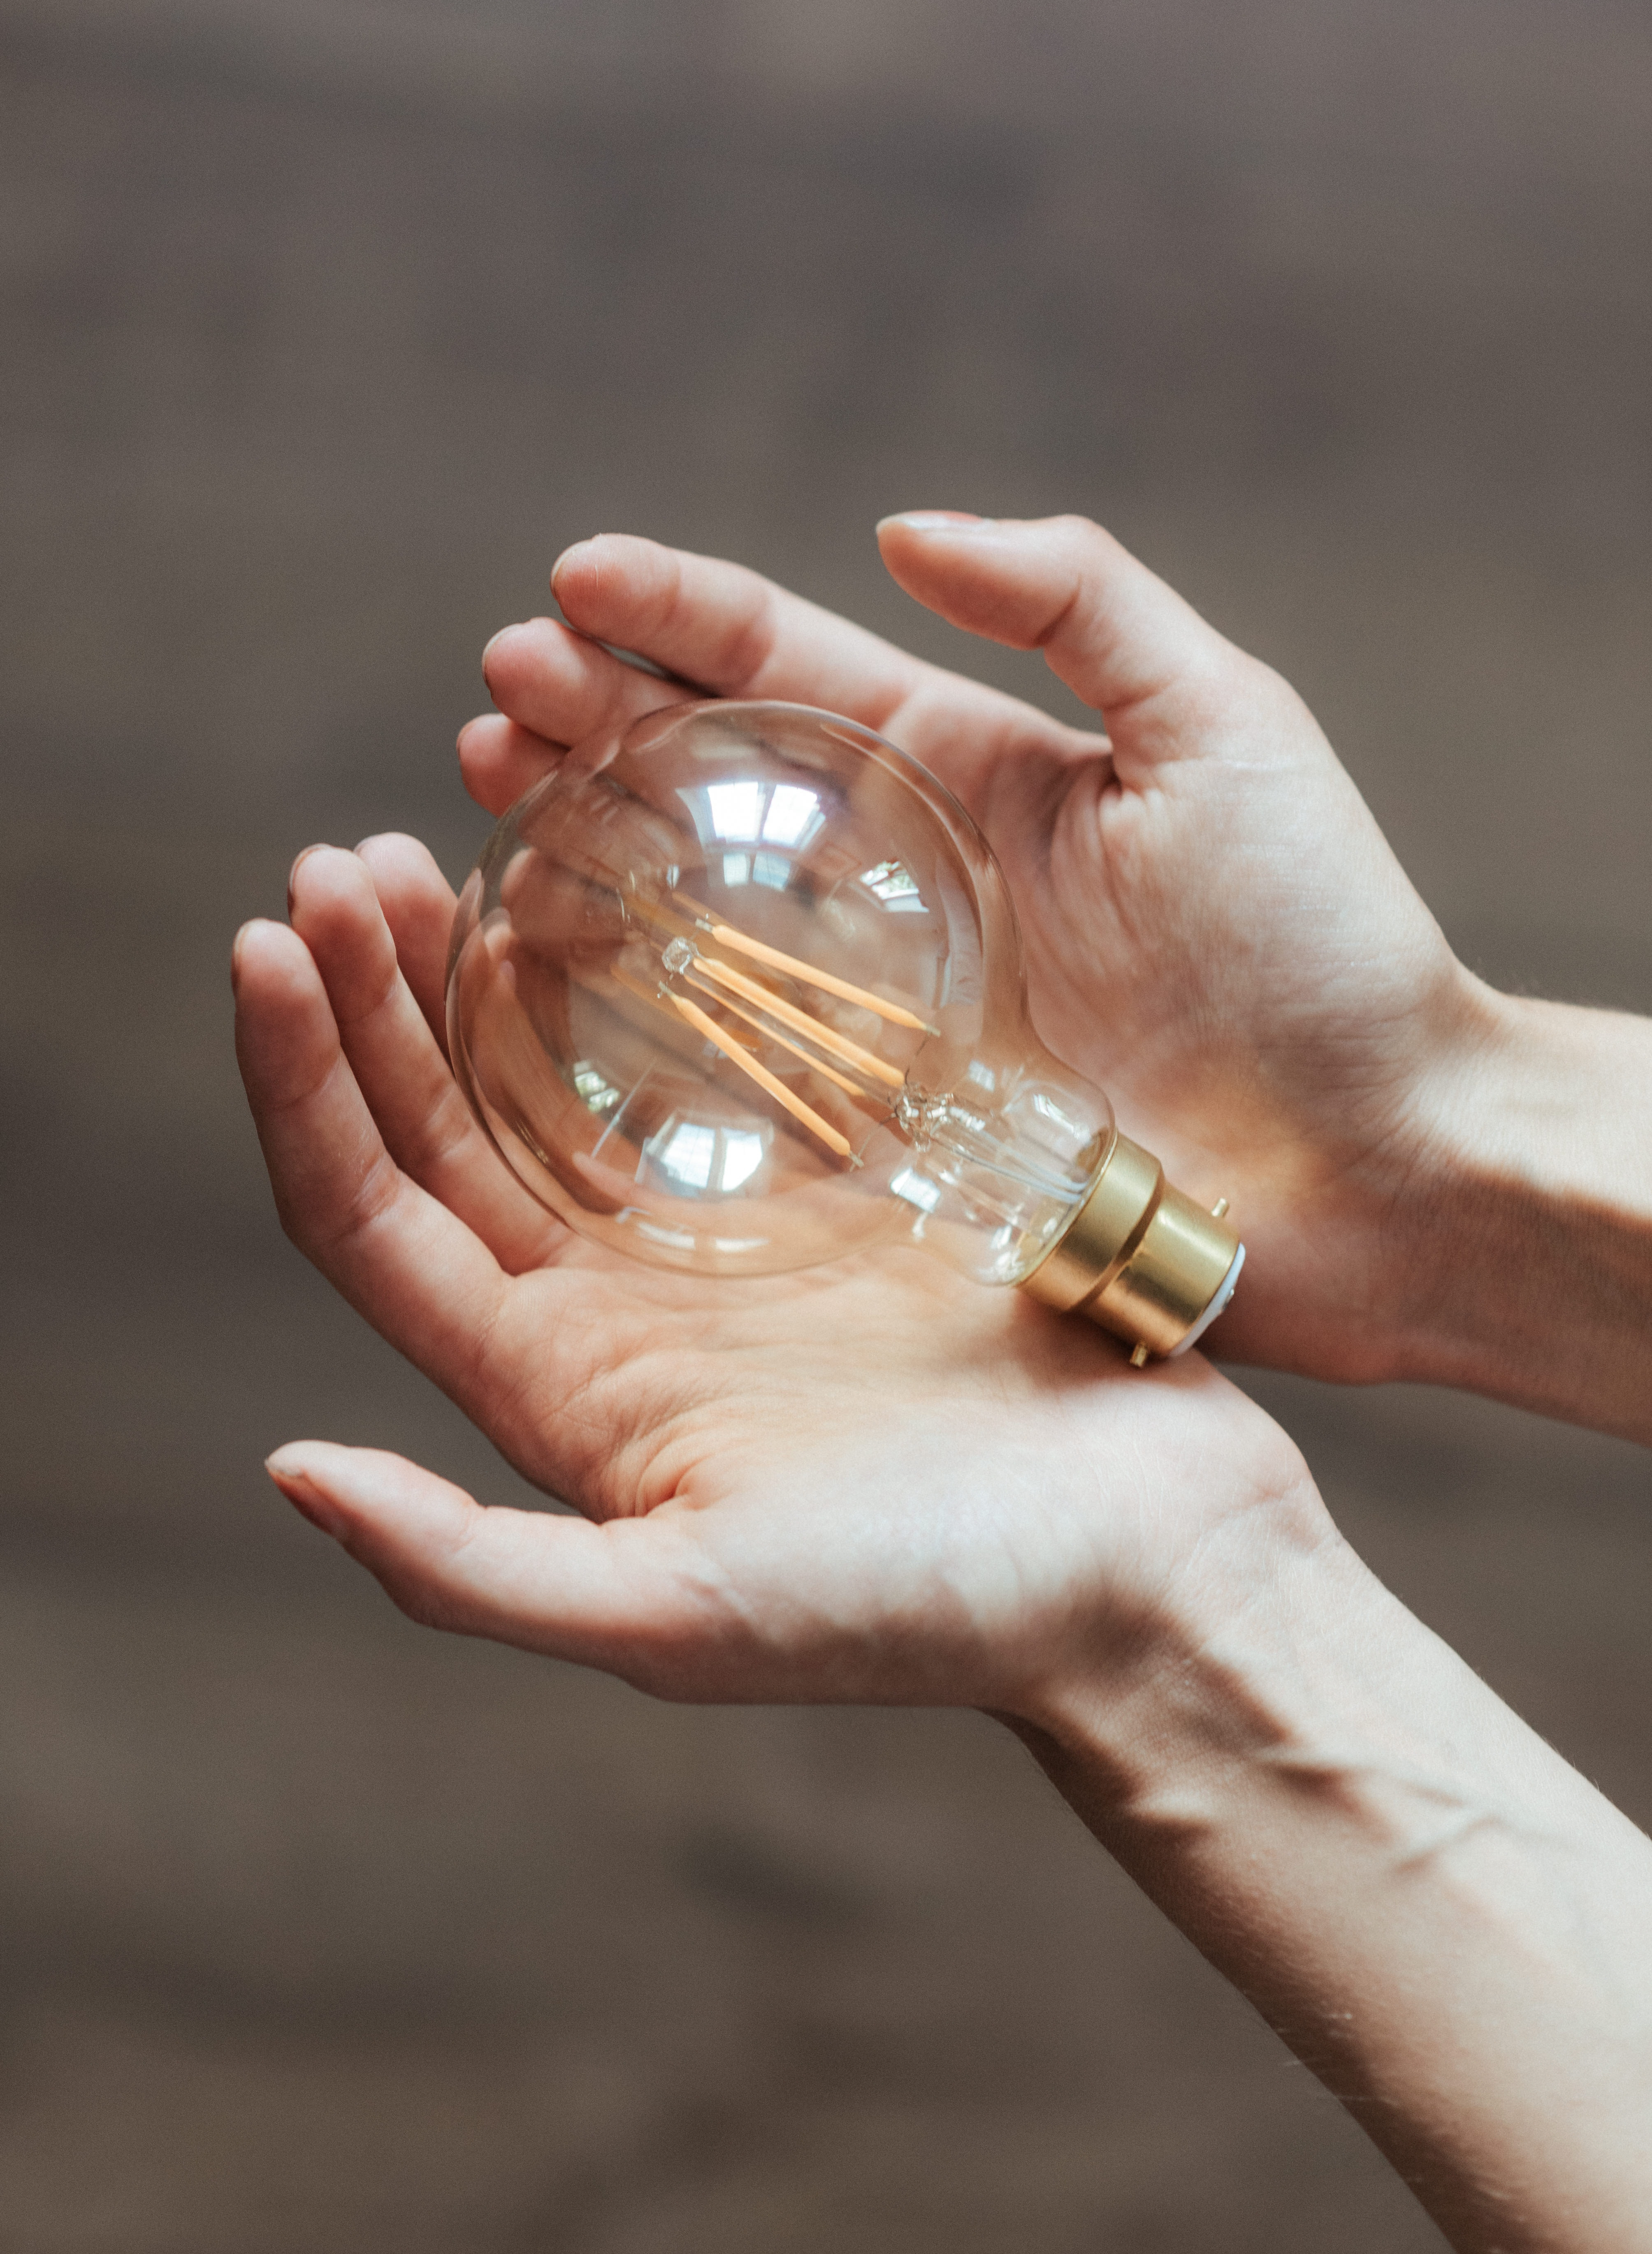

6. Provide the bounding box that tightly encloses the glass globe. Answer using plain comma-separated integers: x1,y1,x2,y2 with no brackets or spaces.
446,700,1242,1356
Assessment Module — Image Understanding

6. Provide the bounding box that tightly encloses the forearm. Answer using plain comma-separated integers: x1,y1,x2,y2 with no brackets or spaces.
1011,1507,1652,2252
1384,986,1652,1441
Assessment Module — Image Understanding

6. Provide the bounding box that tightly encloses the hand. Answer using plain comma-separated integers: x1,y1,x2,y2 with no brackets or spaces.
235,836,1318,1708
232,532,1652,2247
465,514,1493,1388
235,846,1652,2254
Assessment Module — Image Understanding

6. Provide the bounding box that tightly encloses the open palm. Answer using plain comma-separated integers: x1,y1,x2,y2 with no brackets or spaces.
235,837,1311,1707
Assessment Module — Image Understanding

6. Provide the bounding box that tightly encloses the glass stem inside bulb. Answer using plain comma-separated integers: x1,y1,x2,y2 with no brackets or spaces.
893,1088,1091,1202
889,1085,1107,1280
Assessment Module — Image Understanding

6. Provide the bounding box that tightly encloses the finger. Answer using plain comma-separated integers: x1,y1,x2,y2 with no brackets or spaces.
232,917,531,1417
549,532,926,728
480,615,697,754
457,712,564,818
266,1442,712,1690
287,848,565,1274
876,512,1248,765
545,532,1106,817
354,830,457,1052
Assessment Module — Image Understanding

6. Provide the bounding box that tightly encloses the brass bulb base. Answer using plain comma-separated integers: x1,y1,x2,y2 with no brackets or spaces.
1021,1133,1244,1361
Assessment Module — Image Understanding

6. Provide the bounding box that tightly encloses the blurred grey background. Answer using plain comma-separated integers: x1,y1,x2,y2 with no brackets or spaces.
2,2,1650,2247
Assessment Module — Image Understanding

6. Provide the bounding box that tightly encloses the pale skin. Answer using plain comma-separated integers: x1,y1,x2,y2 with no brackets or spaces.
236,513,1652,2250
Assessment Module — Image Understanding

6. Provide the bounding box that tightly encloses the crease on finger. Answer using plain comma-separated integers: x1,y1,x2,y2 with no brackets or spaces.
298,1129,406,1266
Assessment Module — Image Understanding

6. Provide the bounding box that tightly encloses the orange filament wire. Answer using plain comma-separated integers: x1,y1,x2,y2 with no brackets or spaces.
671,893,937,1034
666,992,855,1159
689,953,907,1090
680,970,867,1098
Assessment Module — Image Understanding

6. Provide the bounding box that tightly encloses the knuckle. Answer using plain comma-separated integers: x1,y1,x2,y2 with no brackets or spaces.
383,1572,466,1635
400,1080,478,1183
310,1145,404,1263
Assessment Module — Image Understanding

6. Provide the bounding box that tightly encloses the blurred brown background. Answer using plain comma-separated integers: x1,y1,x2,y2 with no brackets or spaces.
2,2,1650,2247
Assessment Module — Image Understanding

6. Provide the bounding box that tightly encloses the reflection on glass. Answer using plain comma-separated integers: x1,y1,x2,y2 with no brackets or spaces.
446,700,1113,1285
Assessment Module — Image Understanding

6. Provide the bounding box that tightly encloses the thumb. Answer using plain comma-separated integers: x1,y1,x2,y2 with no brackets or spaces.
265,1441,700,1689
877,511,1242,757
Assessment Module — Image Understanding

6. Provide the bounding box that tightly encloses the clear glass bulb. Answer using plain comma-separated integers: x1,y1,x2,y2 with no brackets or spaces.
446,700,1242,1357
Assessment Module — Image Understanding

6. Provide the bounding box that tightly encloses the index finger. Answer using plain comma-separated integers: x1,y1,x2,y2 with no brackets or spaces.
549,533,928,734
233,916,530,1432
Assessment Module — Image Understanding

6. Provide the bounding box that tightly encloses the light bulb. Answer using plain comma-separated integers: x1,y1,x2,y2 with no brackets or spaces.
446,700,1243,1360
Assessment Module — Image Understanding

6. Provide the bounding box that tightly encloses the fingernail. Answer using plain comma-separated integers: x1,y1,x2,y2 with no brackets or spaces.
230,920,252,992
482,623,524,671
266,1449,348,1541
549,538,597,594
286,842,326,910
877,511,991,533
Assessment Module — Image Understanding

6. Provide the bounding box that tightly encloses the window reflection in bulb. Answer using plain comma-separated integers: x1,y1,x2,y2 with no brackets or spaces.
446,700,1243,1358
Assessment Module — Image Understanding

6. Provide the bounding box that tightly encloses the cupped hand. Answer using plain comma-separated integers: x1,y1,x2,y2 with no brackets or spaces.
235,838,1318,1711
466,515,1493,1382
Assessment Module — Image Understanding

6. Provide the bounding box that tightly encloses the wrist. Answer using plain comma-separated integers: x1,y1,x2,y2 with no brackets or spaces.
1003,1493,1652,2253
1376,980,1652,1436
1003,1470,1371,1826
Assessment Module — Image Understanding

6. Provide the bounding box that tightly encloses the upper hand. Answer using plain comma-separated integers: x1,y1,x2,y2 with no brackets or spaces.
466,514,1492,1383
